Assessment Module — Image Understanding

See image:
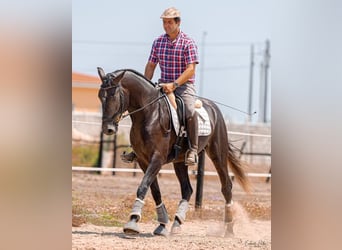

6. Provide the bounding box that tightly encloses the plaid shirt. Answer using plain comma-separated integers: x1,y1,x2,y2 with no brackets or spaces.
148,31,199,83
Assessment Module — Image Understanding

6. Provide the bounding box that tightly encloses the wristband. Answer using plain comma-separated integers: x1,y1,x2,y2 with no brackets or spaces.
173,82,179,88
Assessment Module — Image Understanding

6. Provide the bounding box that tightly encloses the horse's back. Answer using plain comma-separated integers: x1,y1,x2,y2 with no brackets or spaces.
201,98,222,125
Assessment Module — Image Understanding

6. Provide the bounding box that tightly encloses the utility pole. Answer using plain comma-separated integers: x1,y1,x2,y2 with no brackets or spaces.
199,31,207,97
258,61,265,123
263,39,270,123
248,44,254,122
247,44,255,163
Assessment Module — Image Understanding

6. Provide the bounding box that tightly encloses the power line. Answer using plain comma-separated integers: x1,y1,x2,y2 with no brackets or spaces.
204,41,265,47
73,39,264,47
72,40,150,46
204,52,263,58
204,65,249,71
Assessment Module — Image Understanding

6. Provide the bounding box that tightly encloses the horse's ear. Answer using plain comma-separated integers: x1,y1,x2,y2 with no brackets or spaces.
97,67,106,81
112,71,125,84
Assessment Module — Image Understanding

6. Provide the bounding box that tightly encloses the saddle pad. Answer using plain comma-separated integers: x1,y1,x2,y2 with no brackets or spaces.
167,98,212,137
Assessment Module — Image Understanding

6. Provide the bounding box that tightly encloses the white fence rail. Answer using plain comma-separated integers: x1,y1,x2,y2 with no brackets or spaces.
72,120,271,138
72,166,271,178
72,117,271,179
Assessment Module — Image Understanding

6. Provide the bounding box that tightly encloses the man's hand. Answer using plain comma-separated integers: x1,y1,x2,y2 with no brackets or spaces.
159,82,175,94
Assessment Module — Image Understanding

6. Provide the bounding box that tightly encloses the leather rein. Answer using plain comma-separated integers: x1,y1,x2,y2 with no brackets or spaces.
100,81,166,123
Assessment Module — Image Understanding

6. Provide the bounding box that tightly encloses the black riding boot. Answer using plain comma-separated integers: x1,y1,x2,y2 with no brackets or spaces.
121,151,137,163
185,114,198,165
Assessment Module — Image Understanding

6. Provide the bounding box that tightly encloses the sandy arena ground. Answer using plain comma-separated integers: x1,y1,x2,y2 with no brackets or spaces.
72,167,271,249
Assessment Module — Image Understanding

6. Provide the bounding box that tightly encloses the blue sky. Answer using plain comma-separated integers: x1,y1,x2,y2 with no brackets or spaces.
72,0,271,123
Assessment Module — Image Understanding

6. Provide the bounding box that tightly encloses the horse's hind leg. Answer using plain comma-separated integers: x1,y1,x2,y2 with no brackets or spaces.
171,162,193,234
207,141,235,236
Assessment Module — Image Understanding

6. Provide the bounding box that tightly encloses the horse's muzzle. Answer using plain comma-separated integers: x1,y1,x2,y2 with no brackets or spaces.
102,122,117,135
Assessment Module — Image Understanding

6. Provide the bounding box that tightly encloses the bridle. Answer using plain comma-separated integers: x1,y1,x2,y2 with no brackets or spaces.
99,72,166,126
99,75,126,127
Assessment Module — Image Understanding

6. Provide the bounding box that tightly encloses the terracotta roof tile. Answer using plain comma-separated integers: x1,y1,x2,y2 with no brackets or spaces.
72,72,100,84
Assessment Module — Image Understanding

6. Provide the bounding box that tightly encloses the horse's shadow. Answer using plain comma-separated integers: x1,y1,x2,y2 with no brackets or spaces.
72,230,154,239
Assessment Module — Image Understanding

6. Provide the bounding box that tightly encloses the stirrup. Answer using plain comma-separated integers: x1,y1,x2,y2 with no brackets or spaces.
121,151,137,163
185,149,198,166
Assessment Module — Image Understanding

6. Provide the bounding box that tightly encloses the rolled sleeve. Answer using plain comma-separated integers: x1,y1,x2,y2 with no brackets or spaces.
148,40,159,64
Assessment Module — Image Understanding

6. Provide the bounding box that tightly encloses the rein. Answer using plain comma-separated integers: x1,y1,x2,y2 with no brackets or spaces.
100,70,167,125
121,93,166,119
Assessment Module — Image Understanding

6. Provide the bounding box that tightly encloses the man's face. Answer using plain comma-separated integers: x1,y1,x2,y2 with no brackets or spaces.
162,18,180,36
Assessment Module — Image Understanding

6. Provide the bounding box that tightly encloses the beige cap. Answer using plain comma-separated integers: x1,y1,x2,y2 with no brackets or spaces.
160,7,181,19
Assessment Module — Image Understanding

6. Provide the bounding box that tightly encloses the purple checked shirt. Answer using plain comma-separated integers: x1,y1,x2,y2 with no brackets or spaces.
148,31,199,83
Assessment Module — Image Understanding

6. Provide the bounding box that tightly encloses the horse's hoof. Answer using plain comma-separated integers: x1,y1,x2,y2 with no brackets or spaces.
153,224,169,237
170,224,181,235
224,222,234,238
123,221,140,235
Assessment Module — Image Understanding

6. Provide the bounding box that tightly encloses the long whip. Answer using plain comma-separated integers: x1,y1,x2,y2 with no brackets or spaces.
188,93,257,117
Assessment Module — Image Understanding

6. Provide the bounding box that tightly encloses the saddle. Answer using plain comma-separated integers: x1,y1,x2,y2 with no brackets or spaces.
164,94,211,161
175,95,186,129
173,95,186,160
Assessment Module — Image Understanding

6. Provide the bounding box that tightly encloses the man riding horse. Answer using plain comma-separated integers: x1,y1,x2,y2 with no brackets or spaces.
122,7,199,165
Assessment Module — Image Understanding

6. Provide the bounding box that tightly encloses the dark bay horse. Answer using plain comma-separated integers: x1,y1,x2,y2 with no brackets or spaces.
97,67,250,237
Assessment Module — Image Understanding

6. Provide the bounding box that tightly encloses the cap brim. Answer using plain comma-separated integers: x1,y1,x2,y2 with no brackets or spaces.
160,16,179,19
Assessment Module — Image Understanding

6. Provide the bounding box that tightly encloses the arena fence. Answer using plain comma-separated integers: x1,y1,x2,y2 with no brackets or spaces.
72,120,271,208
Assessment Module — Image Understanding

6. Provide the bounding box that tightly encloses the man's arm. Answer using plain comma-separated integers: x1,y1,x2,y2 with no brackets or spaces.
144,61,157,80
160,63,197,94
174,63,196,85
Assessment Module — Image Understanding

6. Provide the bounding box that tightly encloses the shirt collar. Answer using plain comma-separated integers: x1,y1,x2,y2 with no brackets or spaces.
165,30,183,43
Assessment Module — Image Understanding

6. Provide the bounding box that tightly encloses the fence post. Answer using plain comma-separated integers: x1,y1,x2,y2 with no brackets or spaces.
112,133,117,175
195,150,205,209
133,161,137,177
96,131,104,175
266,167,271,183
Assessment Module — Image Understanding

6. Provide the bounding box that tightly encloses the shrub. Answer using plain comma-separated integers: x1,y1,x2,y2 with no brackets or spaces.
72,144,99,167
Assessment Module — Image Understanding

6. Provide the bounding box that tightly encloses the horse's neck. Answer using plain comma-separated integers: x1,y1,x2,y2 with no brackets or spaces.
122,72,158,108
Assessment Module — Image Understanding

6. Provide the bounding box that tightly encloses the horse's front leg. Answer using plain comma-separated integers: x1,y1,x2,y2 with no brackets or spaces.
150,179,169,236
171,162,193,234
123,155,166,235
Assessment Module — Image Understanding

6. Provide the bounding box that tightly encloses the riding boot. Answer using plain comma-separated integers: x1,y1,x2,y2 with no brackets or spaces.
121,151,137,163
185,114,198,165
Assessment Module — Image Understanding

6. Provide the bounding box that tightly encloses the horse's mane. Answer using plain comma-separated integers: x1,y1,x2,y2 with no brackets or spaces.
112,69,156,87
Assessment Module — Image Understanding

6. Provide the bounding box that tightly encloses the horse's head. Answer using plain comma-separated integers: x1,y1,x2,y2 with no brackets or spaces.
97,67,126,135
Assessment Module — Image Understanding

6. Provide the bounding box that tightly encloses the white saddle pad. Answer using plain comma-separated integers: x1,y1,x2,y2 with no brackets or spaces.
167,98,212,137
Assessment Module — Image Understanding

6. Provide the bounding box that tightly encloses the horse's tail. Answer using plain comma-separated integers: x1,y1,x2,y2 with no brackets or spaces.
227,142,251,193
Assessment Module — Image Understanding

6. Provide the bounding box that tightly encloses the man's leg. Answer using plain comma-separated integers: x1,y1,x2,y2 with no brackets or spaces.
177,83,198,165
167,93,177,109
185,113,198,165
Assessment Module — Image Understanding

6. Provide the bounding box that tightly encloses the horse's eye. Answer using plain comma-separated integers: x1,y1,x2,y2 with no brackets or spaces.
98,90,107,104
